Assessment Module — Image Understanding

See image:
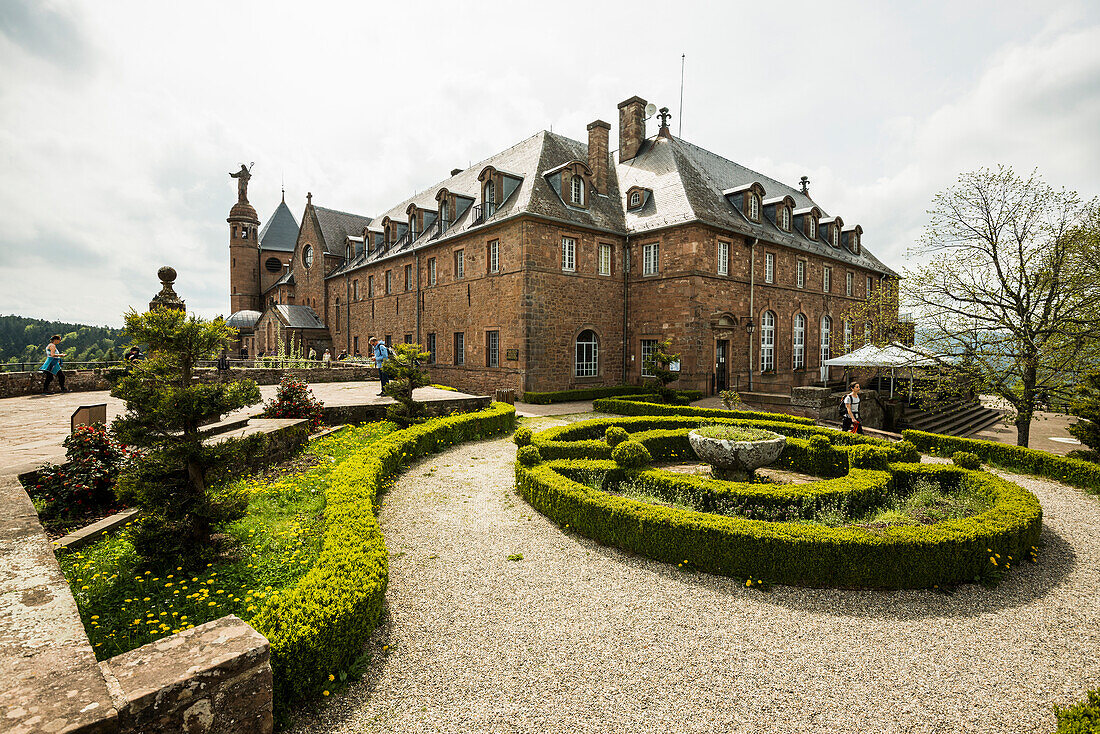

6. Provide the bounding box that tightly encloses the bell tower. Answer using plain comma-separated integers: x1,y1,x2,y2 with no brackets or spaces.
228,163,261,313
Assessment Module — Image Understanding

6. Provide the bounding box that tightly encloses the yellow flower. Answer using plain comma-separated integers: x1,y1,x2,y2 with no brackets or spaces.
329,674,335,681
323,690,330,696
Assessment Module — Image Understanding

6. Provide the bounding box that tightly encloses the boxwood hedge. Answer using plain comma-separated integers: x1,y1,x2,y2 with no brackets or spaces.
903,429,1100,495
250,402,516,709
593,396,815,424
517,416,1041,588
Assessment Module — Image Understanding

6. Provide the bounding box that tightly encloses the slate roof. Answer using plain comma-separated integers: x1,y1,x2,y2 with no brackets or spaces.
258,200,299,252
273,304,326,330
312,206,374,256
226,310,262,329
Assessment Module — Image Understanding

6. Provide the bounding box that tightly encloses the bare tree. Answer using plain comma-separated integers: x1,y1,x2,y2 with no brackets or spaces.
906,166,1100,447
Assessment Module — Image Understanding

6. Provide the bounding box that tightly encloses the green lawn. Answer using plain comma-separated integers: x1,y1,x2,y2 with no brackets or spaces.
58,421,397,659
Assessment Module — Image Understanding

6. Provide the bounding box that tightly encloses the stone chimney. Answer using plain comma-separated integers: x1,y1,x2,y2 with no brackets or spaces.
587,120,610,194
618,96,647,162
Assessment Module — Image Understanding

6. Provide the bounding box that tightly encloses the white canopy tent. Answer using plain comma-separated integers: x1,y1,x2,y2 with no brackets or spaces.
823,342,953,398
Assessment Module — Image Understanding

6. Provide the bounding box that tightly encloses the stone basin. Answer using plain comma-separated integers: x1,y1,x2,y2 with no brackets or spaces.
687,429,787,481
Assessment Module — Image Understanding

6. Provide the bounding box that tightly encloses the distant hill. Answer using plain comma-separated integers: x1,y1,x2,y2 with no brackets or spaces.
0,315,126,366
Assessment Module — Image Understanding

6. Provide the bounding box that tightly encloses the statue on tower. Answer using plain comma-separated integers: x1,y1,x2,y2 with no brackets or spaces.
229,163,254,204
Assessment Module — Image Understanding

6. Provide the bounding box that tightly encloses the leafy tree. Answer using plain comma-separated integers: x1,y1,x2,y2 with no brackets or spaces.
905,167,1100,446
111,308,260,567
382,343,431,424
643,340,681,402
1068,371,1100,461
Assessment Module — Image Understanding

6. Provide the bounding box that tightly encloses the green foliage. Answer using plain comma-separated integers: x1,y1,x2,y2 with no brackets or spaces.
1056,689,1100,734
513,426,533,447
517,445,542,467
611,440,651,468
1069,371,1100,453
250,402,515,709
0,314,124,364
604,426,629,447
847,445,890,470
903,429,1100,495
952,451,982,470
694,425,776,442
592,396,813,424
516,416,1043,588
643,340,681,400
111,308,261,568
719,390,744,410
28,424,128,527
261,377,324,431
382,343,431,424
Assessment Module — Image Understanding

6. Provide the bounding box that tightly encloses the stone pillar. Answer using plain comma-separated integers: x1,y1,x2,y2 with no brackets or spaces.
149,266,186,312
587,119,610,194
617,96,647,162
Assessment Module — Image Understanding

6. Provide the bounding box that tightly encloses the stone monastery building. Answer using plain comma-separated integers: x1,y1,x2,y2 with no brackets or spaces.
226,95,900,396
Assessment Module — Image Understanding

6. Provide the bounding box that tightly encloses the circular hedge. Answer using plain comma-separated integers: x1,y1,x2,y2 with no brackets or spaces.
515,416,1042,589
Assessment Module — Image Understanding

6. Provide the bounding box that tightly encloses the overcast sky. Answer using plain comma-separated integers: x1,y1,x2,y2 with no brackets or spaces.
1,0,1098,327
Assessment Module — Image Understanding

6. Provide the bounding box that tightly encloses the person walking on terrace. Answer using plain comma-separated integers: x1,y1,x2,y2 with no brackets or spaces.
39,335,67,394
370,336,391,396
842,382,863,434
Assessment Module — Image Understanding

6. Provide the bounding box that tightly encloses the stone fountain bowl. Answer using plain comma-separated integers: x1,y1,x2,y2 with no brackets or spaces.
687,429,787,481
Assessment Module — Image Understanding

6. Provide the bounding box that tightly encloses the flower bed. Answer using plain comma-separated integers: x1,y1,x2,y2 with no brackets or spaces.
902,429,1100,496
516,416,1042,588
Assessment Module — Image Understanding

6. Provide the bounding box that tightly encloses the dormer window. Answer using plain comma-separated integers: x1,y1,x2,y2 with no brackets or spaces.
570,175,585,206
345,244,352,261
832,226,839,248
782,207,791,231
484,180,496,209
630,191,641,208
809,218,817,239
749,194,760,221
439,198,450,225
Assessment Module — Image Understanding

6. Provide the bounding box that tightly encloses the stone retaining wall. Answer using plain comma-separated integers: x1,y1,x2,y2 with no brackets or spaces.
321,394,492,424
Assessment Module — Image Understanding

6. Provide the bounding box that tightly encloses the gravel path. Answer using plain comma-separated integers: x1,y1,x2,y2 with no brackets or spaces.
291,437,1100,734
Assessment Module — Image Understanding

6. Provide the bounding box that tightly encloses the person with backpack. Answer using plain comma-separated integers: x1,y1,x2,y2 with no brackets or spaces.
370,336,391,396
842,382,862,433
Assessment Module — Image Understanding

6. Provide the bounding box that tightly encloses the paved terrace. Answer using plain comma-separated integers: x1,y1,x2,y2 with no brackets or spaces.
0,381,477,476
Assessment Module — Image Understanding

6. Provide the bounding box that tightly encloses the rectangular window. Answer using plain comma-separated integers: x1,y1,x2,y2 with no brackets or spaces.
428,257,436,286
866,276,873,296
488,240,499,273
486,330,499,367
367,275,374,298
454,332,465,365
642,243,659,276
335,300,340,330
404,333,413,344
598,243,612,276
385,270,392,294
640,339,658,377
454,250,464,279
385,335,392,347
823,267,831,293
405,264,413,291
797,260,806,288
353,335,358,355
717,241,729,276
765,253,775,283
353,279,359,301
561,237,576,272
426,333,436,364
846,272,853,296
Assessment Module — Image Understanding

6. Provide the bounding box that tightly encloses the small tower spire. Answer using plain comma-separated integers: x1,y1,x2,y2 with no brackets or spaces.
799,176,811,195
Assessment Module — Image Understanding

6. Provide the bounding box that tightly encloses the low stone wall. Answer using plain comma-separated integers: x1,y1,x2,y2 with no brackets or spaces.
100,615,272,734
791,386,890,430
0,365,381,399
321,394,492,424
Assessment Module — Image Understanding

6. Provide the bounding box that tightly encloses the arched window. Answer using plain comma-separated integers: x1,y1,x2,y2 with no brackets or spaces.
303,245,314,268
749,194,760,221
820,316,832,377
760,311,775,372
832,225,839,247
809,217,817,239
575,330,598,377
782,207,791,231
571,175,585,205
792,314,805,369
439,198,449,224
629,191,641,208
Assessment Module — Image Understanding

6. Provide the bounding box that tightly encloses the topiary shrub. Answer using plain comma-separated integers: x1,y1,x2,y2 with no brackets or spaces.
808,434,830,450
895,440,919,461
612,440,651,469
517,445,542,467
513,426,533,447
952,451,981,470
605,426,629,447
848,444,889,470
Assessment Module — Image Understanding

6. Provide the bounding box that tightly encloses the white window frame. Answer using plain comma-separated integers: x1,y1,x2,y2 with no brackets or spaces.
717,241,729,276
809,217,817,239
428,257,436,286
782,207,791,231
454,332,465,366
749,193,760,221
598,243,611,276
765,252,775,284
489,240,499,273
385,270,392,294
405,264,413,291
303,245,313,268
844,321,852,354
575,330,598,377
792,313,805,370
455,250,465,279
640,339,658,378
570,175,584,206
760,311,775,372
823,266,831,293
797,260,805,289
820,316,832,380
629,191,641,208
561,237,576,272
866,276,873,296
643,243,659,276
486,330,499,367
846,271,853,296
833,226,839,247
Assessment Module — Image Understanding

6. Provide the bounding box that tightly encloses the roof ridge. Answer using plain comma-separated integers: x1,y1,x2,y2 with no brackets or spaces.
312,203,373,219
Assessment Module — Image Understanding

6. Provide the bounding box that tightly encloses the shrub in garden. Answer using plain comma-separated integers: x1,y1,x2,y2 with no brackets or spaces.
808,435,830,450
111,307,260,568
1068,371,1100,455
847,445,890,470
612,440,651,469
513,426,533,447
642,340,681,402
1055,688,1100,734
382,343,431,424
517,445,542,467
262,376,324,431
952,451,981,470
604,426,629,447
32,423,128,525
719,390,744,410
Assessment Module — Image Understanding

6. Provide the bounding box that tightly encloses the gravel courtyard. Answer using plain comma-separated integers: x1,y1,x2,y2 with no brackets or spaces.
291,433,1100,734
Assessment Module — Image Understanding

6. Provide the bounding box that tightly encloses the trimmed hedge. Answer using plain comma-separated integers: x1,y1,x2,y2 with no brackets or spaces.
903,429,1100,495
593,397,814,424
518,415,1042,588
250,402,516,709
522,385,653,404
1056,688,1100,733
